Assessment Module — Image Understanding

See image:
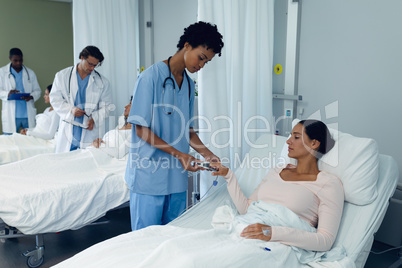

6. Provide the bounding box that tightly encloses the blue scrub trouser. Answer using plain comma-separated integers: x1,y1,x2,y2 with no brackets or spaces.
70,125,82,151
129,191,187,231
15,118,28,132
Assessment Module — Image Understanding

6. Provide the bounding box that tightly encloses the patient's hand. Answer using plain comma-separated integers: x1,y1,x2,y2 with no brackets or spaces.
210,163,229,177
92,138,104,148
240,223,272,241
20,128,27,135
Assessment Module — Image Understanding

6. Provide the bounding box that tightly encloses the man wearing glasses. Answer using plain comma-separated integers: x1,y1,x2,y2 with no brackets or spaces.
50,46,113,153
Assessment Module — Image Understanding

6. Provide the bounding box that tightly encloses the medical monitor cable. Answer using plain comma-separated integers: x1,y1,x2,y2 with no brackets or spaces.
180,175,220,215
367,245,402,255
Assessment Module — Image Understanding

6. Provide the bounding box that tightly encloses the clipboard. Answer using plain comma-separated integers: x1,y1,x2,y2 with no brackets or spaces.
7,93,30,100
63,119,88,129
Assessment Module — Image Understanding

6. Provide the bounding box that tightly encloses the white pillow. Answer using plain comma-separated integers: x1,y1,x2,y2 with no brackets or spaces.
281,120,379,205
235,134,288,197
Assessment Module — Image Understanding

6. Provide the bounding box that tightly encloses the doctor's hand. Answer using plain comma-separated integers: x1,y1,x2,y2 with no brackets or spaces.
87,118,95,131
240,223,272,241
8,89,19,97
204,153,220,164
71,107,86,117
21,95,33,102
178,153,203,172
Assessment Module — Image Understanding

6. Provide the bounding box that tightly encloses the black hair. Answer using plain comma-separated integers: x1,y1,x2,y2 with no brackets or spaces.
46,84,52,92
177,21,224,56
9,48,23,57
299,119,335,158
79,46,104,64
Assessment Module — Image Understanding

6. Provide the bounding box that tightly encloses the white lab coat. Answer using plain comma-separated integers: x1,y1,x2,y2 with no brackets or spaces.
0,63,41,133
50,65,113,153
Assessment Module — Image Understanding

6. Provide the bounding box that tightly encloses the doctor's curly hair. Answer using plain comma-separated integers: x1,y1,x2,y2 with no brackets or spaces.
177,21,224,56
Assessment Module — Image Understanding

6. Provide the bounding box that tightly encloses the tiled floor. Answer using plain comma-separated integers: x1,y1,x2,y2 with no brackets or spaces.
0,207,400,268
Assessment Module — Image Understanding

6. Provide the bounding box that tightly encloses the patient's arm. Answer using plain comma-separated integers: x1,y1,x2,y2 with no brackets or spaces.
270,174,344,251
223,169,262,214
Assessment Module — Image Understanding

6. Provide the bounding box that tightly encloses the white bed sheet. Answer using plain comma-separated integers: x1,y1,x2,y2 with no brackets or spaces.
0,148,129,234
0,134,55,165
52,133,399,268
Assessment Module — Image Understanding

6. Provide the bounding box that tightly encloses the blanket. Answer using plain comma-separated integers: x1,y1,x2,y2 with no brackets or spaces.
0,148,129,234
54,202,352,268
0,134,55,165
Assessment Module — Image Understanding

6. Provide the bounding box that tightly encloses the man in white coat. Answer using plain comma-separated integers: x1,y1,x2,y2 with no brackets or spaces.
0,48,41,134
50,46,113,153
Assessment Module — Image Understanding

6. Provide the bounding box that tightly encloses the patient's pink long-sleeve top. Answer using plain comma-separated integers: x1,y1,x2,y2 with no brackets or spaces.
224,167,344,251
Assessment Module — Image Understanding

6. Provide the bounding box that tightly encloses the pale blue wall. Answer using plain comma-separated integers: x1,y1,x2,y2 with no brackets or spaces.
296,0,402,181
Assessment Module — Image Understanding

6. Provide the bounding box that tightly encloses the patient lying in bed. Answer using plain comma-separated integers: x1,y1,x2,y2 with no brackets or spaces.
54,120,348,268
212,119,344,252
88,99,132,159
0,85,59,164
19,85,59,139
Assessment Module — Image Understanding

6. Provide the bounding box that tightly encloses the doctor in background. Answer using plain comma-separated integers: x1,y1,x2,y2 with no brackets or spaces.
50,45,113,153
0,48,41,134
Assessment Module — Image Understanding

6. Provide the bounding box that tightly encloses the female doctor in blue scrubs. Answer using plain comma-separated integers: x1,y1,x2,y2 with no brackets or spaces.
126,21,224,230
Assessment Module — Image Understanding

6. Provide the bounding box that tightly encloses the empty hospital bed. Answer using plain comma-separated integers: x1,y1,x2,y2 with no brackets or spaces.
53,128,399,268
0,148,129,267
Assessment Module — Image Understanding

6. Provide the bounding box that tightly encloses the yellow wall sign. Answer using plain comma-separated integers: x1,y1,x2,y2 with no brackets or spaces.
274,64,283,75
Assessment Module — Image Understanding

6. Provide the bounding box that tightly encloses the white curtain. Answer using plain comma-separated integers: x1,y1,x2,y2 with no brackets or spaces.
72,0,139,129
198,0,274,195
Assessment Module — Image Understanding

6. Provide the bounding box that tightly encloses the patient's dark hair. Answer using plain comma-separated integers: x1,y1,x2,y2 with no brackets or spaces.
299,120,335,158
46,84,52,92
177,21,224,56
79,46,104,64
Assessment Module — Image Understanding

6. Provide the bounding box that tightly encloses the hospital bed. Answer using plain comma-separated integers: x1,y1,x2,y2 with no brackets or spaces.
0,148,129,267
53,128,399,268
0,133,56,165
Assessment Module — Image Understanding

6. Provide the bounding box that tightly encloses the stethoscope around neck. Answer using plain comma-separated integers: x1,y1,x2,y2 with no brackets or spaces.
68,64,104,94
162,56,190,115
8,64,30,81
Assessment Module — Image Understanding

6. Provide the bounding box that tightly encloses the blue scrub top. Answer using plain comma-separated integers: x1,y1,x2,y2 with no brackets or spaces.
125,61,195,195
70,72,89,150
11,67,27,119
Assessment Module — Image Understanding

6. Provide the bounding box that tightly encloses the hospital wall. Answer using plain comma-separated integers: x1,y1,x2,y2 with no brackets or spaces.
139,0,402,182
0,0,73,134
141,0,198,81
295,0,402,183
